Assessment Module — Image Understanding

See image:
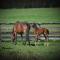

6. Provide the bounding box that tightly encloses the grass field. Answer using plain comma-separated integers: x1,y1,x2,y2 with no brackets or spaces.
0,8,60,60
0,8,60,23
0,40,60,60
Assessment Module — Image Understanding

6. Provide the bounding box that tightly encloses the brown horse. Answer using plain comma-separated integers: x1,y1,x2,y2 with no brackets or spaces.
12,21,30,45
32,23,49,46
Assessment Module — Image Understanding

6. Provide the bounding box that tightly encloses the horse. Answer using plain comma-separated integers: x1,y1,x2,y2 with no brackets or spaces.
12,21,30,45
32,23,49,46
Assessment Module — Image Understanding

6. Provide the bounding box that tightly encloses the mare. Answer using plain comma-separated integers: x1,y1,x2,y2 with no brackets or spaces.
12,21,30,45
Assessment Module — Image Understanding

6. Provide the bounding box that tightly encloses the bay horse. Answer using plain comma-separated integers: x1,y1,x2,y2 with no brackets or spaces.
12,21,30,45
32,23,49,46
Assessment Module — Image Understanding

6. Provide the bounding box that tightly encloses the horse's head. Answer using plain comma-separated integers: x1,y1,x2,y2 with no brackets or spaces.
25,23,30,30
32,23,37,29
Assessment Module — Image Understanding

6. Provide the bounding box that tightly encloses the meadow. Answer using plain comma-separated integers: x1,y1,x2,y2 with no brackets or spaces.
0,8,60,23
0,40,60,60
0,8,60,60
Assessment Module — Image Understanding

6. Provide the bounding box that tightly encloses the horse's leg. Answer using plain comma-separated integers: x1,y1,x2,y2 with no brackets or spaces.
46,34,49,42
26,33,30,45
35,34,39,46
20,33,24,45
25,30,30,46
21,33,23,40
27,34,30,46
46,34,49,47
44,34,48,47
12,33,15,42
15,33,17,45
43,34,46,46
12,32,17,45
37,35,40,45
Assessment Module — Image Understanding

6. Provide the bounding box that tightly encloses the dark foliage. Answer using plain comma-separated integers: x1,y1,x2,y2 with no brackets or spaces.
0,0,60,9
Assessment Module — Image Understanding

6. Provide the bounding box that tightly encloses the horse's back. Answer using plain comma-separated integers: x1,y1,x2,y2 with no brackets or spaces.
13,23,24,33
13,22,29,33
35,28,44,34
35,28,49,34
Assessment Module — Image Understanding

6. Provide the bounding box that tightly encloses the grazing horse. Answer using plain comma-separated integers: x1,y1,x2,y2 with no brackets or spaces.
12,21,30,45
32,23,49,46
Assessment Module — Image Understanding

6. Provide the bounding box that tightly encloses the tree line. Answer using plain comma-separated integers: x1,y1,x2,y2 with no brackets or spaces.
0,0,60,8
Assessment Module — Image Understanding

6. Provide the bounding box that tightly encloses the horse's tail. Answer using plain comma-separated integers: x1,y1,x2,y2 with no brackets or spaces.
47,29,49,34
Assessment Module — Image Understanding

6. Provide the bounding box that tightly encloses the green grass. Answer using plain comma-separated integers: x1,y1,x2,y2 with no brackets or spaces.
0,8,60,60
0,40,60,60
0,8,60,23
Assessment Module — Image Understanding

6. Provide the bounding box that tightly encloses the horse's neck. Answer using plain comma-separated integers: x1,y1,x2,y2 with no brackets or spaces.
34,27,43,31
34,27,39,31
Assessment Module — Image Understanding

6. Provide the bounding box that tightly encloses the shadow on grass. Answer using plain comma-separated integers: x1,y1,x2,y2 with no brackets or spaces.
1,47,12,49
30,43,44,46
0,52,60,60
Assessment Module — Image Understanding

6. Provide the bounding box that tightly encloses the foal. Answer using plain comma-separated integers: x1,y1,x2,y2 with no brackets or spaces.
12,21,30,45
32,23,49,46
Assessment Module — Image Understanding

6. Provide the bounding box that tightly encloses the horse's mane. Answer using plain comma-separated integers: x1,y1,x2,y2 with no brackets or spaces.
32,23,38,29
